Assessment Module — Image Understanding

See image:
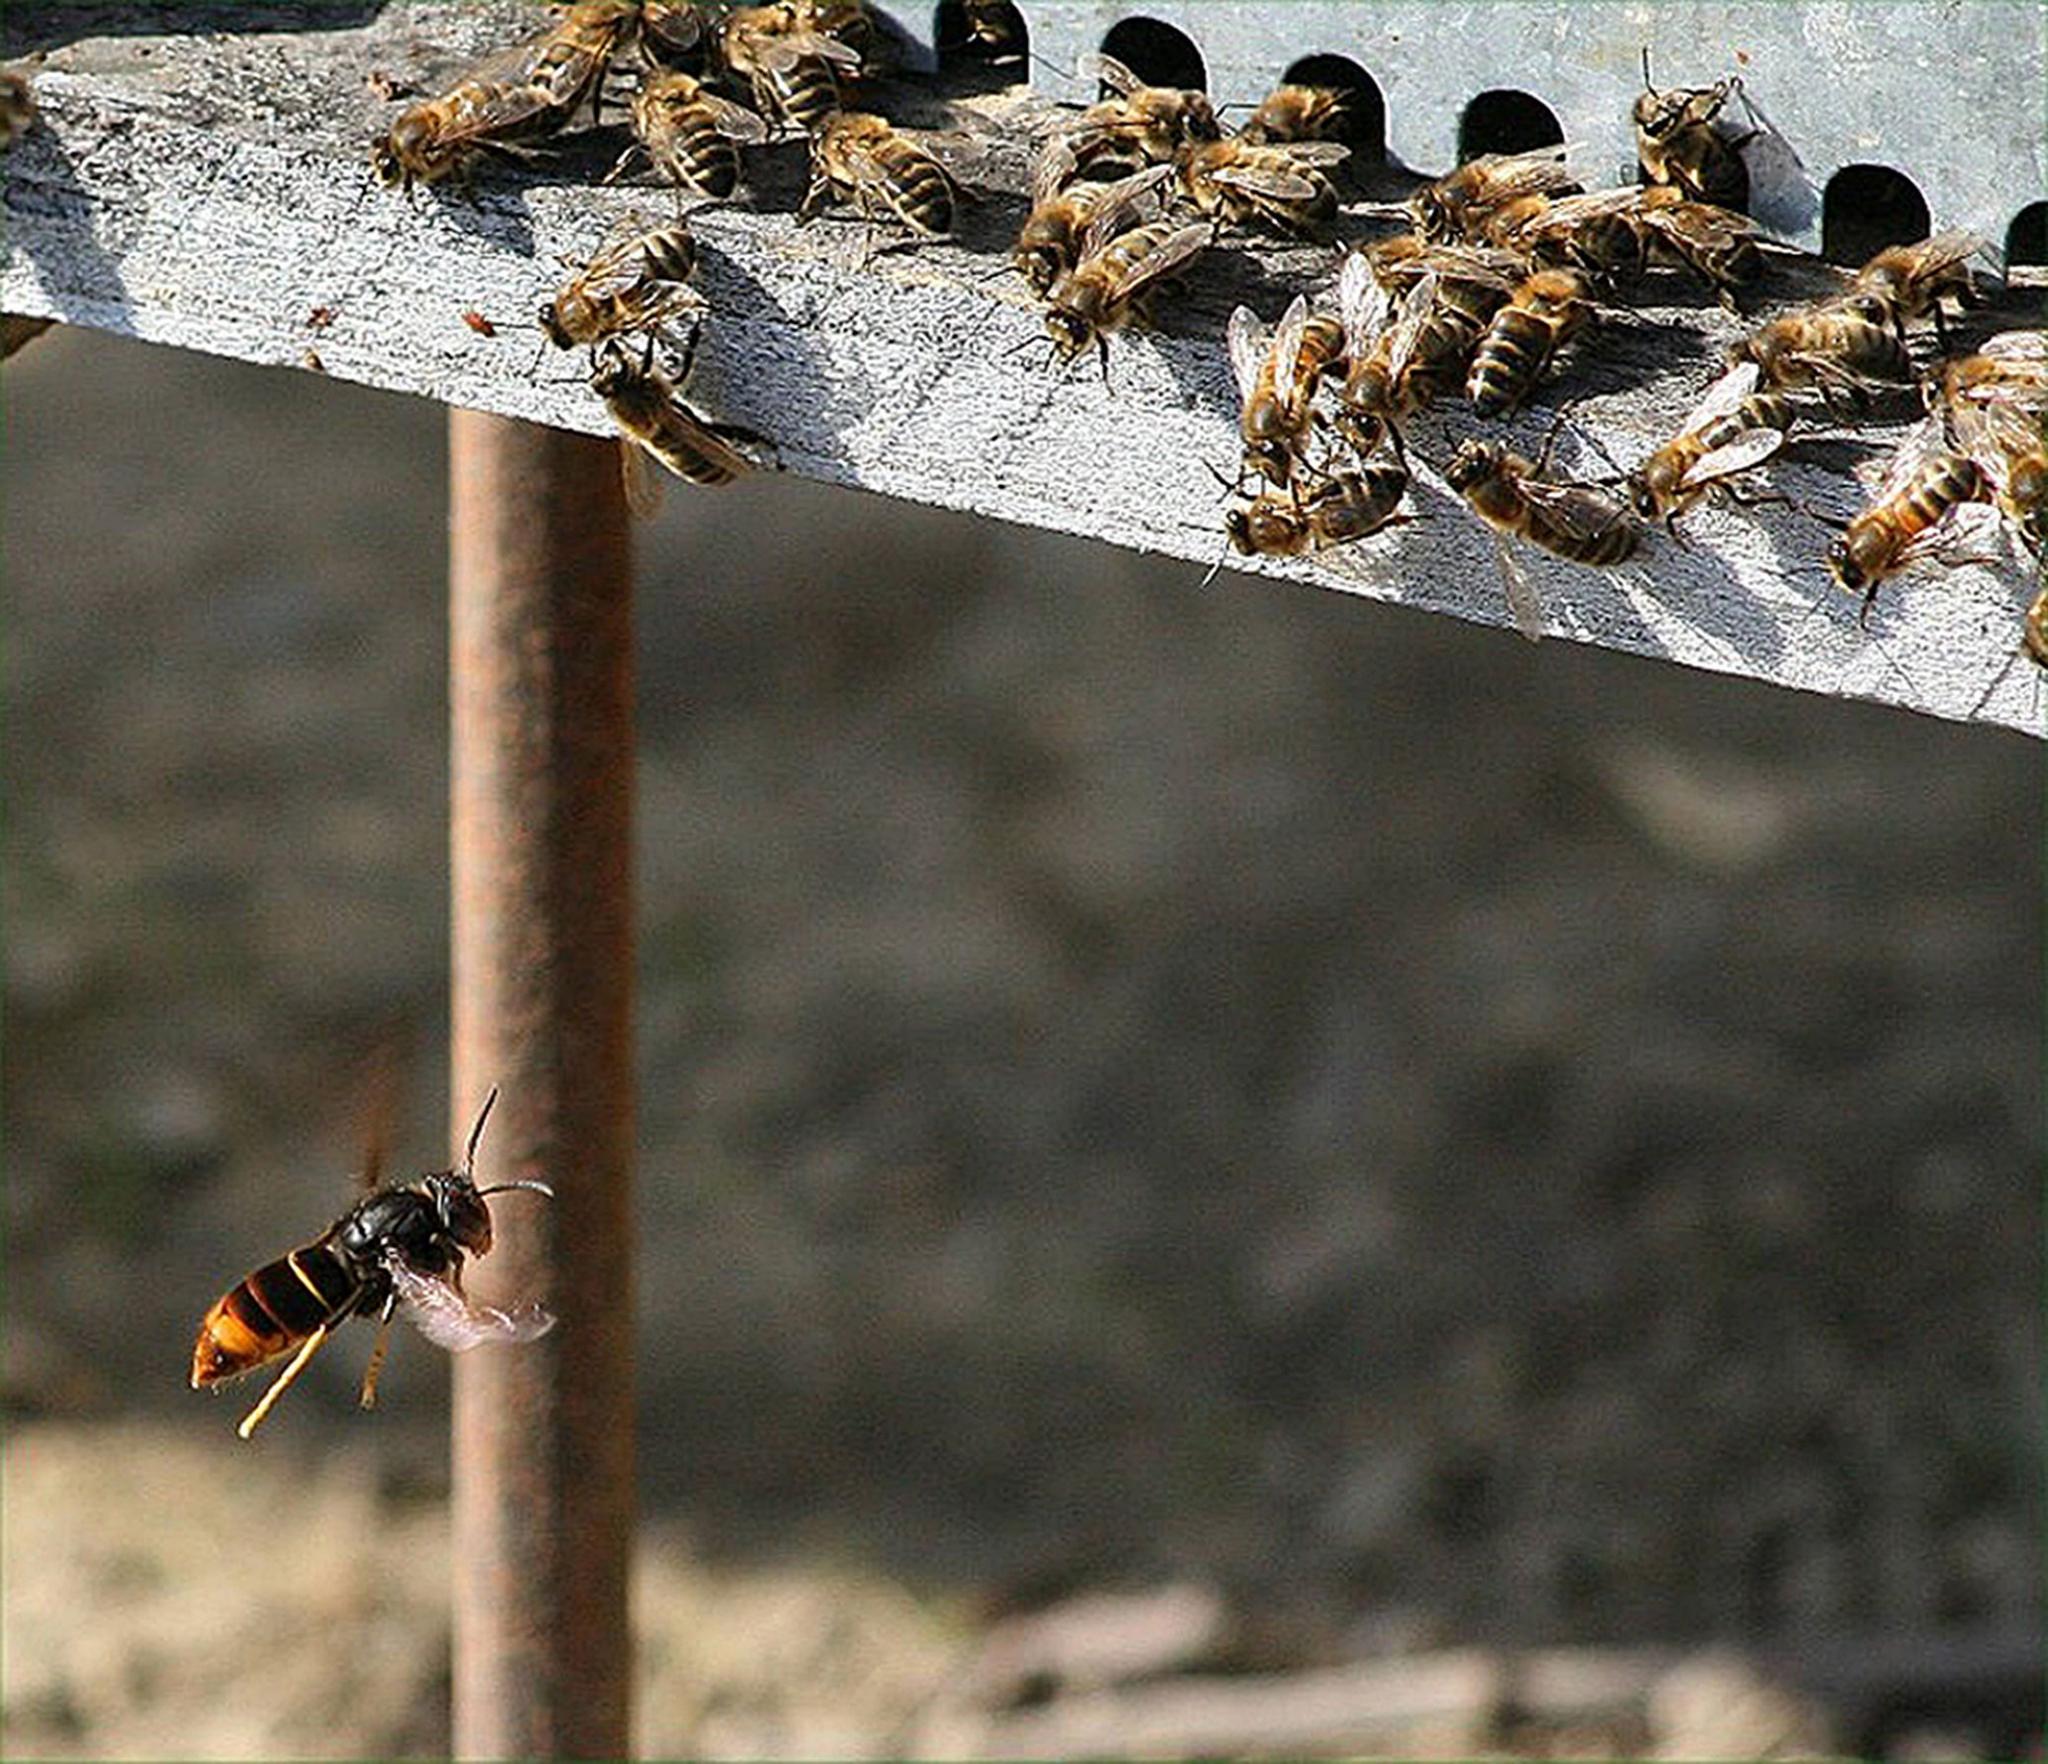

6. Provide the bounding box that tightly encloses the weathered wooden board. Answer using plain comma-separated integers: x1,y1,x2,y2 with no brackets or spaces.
2,1,2043,735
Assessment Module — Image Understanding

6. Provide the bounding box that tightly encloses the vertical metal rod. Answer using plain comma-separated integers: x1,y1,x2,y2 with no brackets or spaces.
449,409,635,1761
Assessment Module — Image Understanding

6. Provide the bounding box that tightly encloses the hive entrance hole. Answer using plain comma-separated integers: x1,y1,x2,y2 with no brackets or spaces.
1456,89,1563,161
1097,16,1206,93
1821,164,1930,266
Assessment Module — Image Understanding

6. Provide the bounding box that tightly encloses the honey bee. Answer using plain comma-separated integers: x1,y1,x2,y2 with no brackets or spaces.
191,1089,553,1439
1013,142,1173,297
1465,267,1592,417
1826,416,1996,610
371,61,567,191
1844,231,1989,347
1628,359,1796,523
623,69,769,199
638,0,712,70
1408,145,1578,245
526,0,643,120
1043,217,1210,370
1227,294,1348,488
540,213,699,352
0,66,36,150
1226,456,1411,558
1481,189,1645,294
1634,185,1763,299
1952,398,2048,556
717,1,862,136
1337,249,1512,447
1727,299,1914,402
1632,53,1752,210
1177,136,1347,237
1924,330,2048,416
1064,53,1221,172
1238,83,1356,146
1445,438,1641,640
801,113,987,245
591,329,756,509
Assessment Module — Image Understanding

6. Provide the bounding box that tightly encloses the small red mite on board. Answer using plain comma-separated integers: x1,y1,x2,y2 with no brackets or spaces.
462,310,498,337
306,305,337,329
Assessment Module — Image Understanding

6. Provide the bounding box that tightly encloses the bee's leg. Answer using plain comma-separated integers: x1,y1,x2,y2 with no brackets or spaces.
236,1322,335,1440
601,140,648,187
359,1291,400,1410
1095,333,1111,388
1929,302,1952,354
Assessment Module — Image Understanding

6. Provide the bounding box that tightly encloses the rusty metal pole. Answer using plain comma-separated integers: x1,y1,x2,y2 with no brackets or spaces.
449,409,635,1761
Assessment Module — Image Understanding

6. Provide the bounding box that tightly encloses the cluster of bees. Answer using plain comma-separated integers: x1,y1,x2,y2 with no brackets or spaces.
372,0,984,501
367,5,2046,667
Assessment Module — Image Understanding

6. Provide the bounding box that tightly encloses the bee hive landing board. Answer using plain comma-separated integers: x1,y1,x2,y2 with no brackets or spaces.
2,1,2043,737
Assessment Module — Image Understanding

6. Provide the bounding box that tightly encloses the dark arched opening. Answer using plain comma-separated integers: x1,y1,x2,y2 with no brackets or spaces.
1821,164,1930,266
1276,53,1387,163
2006,202,2048,268
1457,88,1564,161
1097,16,1206,92
933,0,1026,71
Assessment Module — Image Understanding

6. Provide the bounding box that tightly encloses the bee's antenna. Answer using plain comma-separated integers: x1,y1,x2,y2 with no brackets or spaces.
478,1179,557,1201
464,1085,500,1175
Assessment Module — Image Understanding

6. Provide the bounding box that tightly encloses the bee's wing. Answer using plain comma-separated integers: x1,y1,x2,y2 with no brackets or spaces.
1682,426,1787,487
1206,160,1321,201
1275,141,1351,168
1965,402,2047,494
1089,161,1174,229
618,435,668,519
702,91,772,142
1982,330,2048,369
913,128,994,181
1104,221,1209,302
1268,293,1309,394
1381,270,1439,383
1492,531,1545,642
1337,248,1387,355
1539,185,1648,224
1087,52,1142,96
1861,415,1950,499
1032,136,1080,204
1517,476,1639,554
1226,304,1269,409
1681,359,1763,431
756,29,861,72
387,1254,555,1353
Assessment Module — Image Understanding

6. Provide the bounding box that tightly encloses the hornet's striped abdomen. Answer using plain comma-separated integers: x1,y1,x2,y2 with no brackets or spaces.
190,1239,361,1387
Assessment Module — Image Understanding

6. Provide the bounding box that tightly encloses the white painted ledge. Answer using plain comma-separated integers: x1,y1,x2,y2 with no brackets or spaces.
3,1,2043,735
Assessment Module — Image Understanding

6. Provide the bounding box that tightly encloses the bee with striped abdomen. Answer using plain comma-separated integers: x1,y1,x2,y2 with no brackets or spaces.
1844,232,1990,348
592,328,759,508
1043,216,1210,371
623,69,769,199
716,1,861,136
800,111,984,244
1727,299,1914,403
540,212,700,352
1465,266,1591,418
1013,141,1172,297
1826,416,1997,612
1228,294,1348,488
1446,438,1641,641
1628,359,1796,524
191,1090,553,1439
1408,145,1578,246
1177,136,1347,238
1226,454,1411,558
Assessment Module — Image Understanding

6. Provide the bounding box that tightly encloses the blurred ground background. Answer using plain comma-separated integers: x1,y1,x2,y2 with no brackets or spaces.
3,326,2043,1760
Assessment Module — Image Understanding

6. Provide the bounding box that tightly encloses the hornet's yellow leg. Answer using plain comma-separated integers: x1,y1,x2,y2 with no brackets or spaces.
236,1323,331,1440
